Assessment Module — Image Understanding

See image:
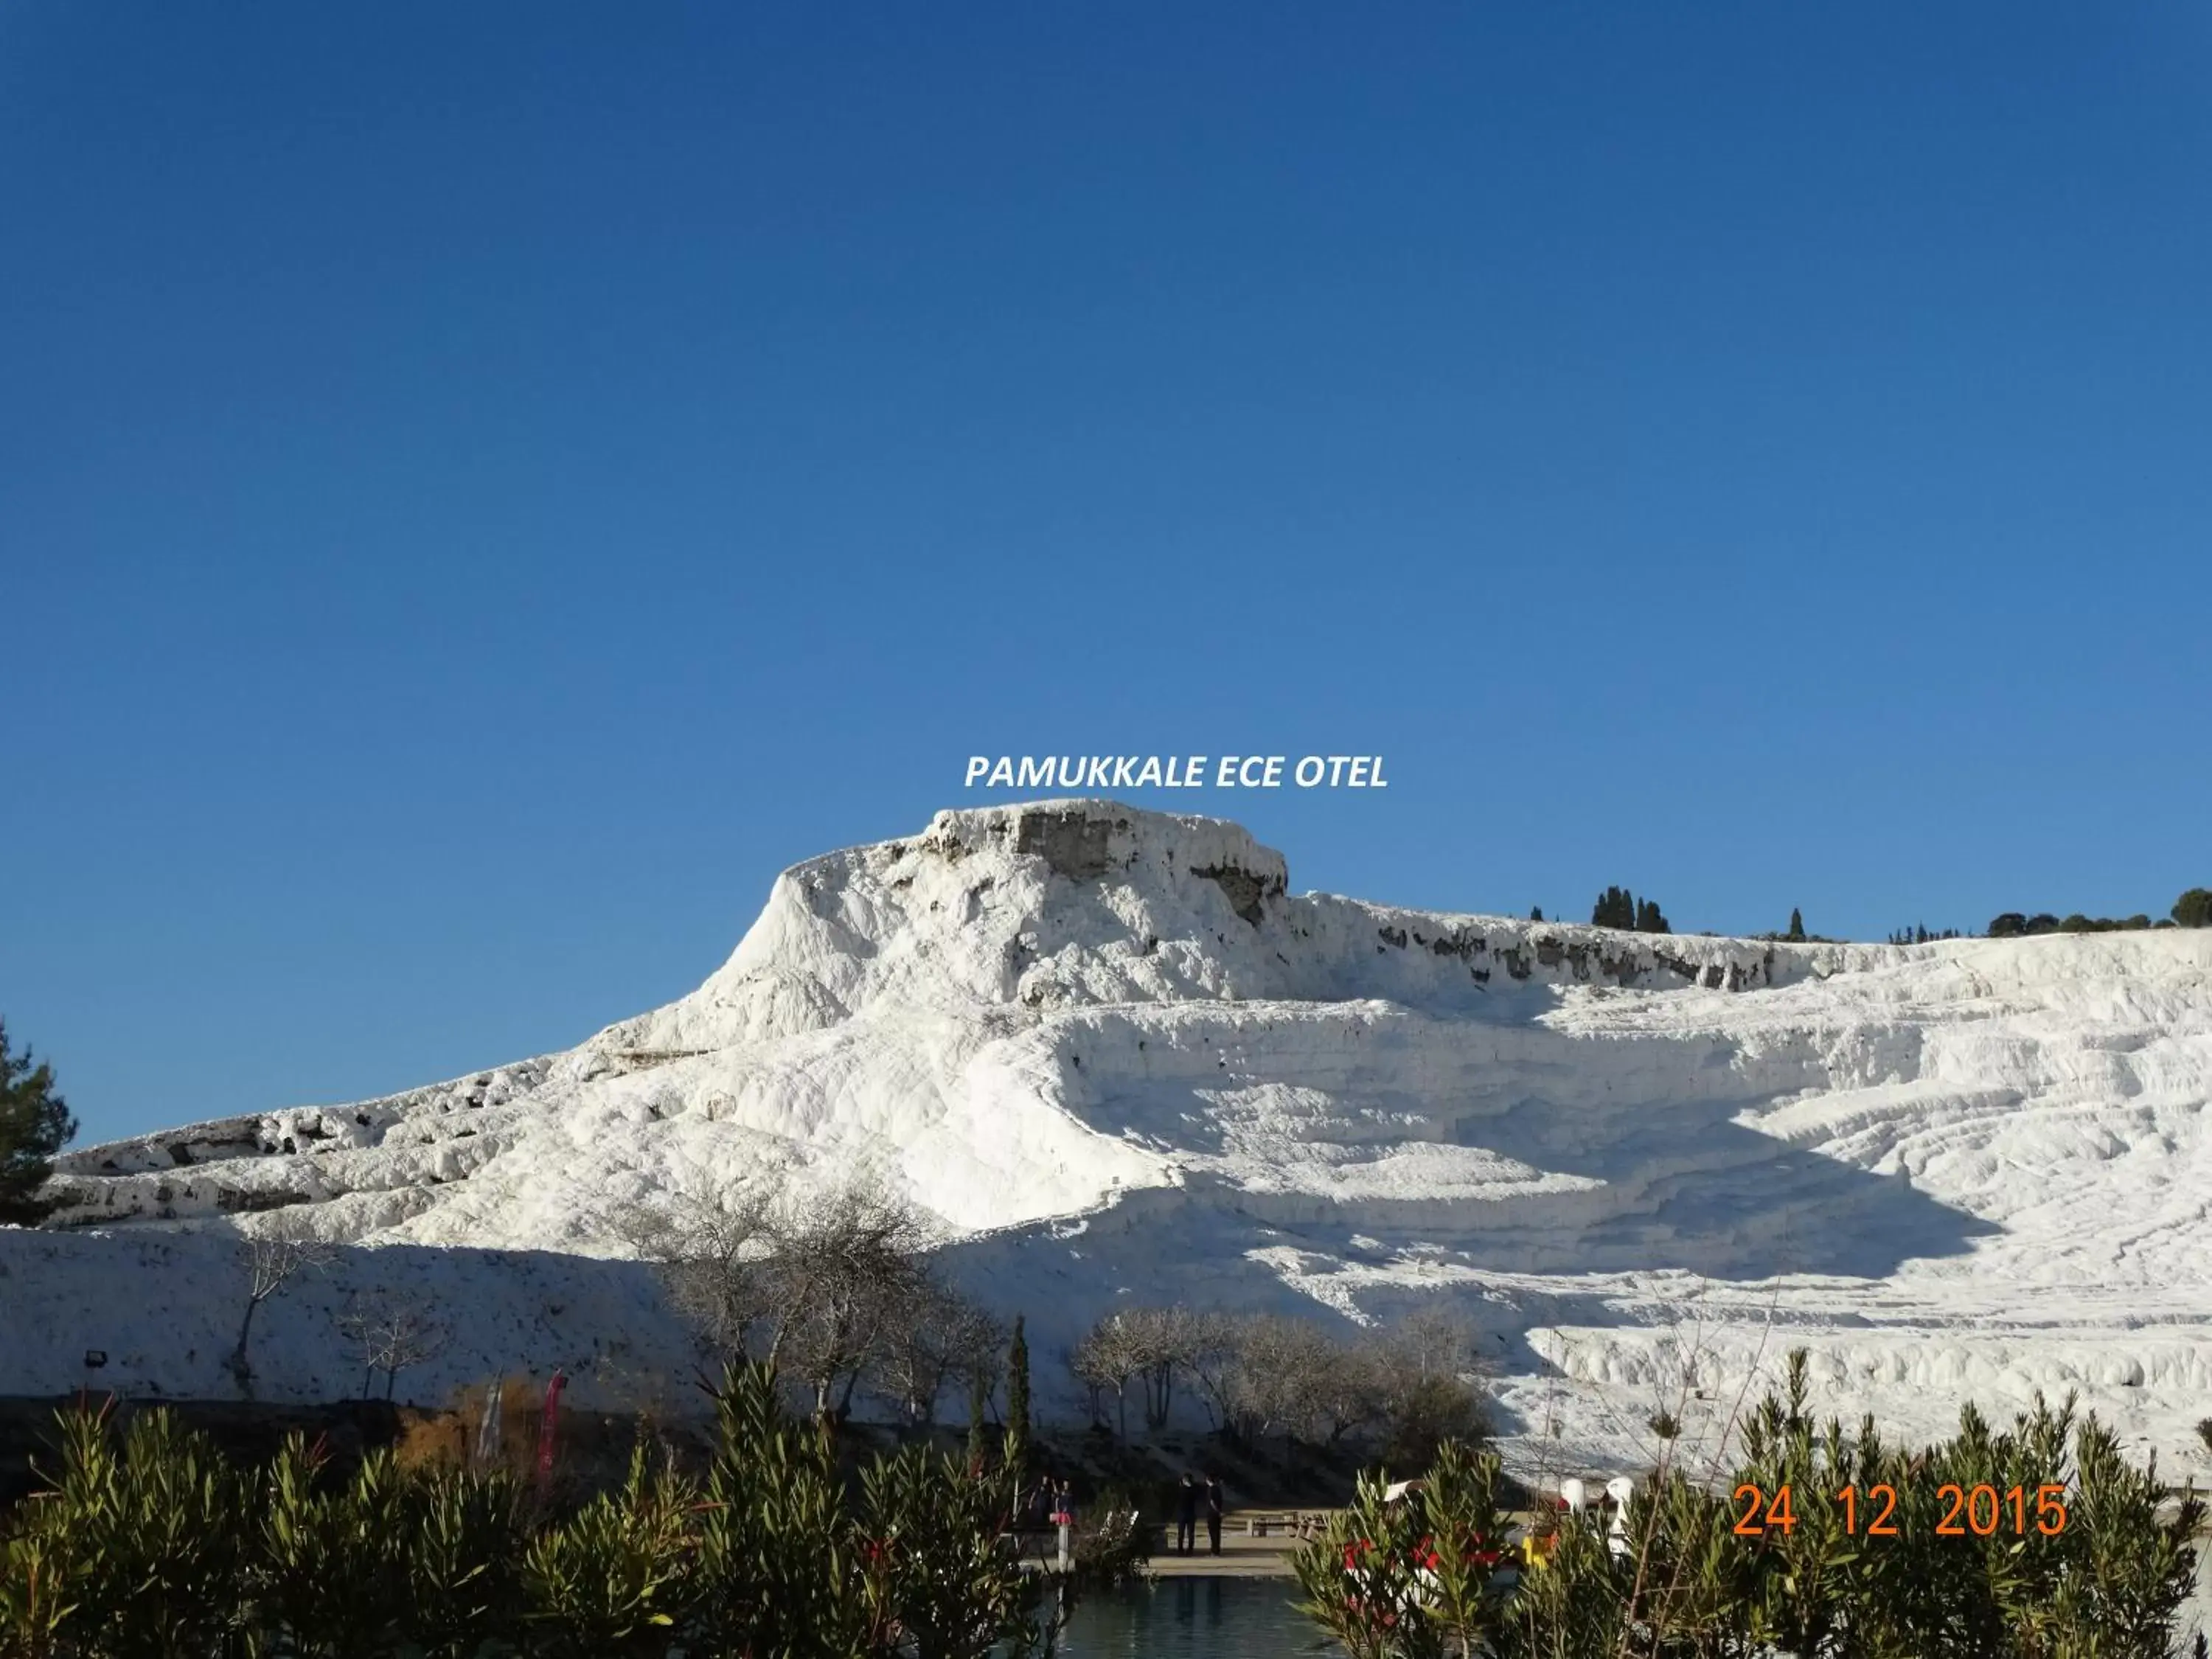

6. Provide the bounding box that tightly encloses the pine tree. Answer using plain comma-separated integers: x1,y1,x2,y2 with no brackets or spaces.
1529,906,1543,922
1634,897,1671,934
1004,1316,1031,1475
1787,908,1806,943
0,1019,75,1225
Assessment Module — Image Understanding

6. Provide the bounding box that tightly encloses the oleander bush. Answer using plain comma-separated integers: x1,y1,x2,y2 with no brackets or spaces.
1293,1349,2205,1659
0,1363,1144,1659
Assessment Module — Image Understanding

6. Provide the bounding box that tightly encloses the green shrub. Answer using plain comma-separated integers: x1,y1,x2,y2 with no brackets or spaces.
0,1365,1133,1658
252,1436,414,1658
521,1444,698,1657
397,1465,526,1658
857,1447,1039,1658
0,1402,252,1657
1293,1438,1520,1659
1291,1349,2206,1658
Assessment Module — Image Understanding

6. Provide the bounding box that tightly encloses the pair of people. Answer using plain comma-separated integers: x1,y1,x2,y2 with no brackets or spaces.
1054,1478,1077,1571
1173,1471,1224,1556
1033,1476,1077,1570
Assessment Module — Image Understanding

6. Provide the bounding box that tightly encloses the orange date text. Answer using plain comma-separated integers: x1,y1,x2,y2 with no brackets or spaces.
1730,1483,2068,1538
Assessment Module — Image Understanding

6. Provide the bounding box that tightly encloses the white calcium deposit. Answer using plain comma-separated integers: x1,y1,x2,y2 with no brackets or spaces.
8,799,2212,1502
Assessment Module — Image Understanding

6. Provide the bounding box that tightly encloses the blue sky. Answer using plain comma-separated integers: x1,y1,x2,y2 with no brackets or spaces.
5,3,2209,1142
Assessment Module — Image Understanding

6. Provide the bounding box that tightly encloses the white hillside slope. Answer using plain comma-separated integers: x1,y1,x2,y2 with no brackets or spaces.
10,800,2212,1495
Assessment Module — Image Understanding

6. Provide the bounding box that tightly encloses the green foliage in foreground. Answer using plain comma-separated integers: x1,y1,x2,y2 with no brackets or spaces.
0,1365,1147,1659
1292,1350,2205,1659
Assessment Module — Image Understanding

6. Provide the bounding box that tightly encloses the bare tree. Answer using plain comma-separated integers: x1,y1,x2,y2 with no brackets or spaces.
873,1279,1002,1428
1312,1342,1388,1447
1119,1305,1200,1431
1226,1313,1349,1454
226,1218,335,1395
1062,1302,1487,1466
1372,1307,1491,1470
1068,1306,1203,1437
1182,1310,1243,1431
1071,1313,1147,1442
1378,1305,1480,1385
758,1181,929,1422
611,1182,773,1368
1065,1342,1107,1431
1220,1313,1292,1444
335,1290,448,1401
615,1176,933,1422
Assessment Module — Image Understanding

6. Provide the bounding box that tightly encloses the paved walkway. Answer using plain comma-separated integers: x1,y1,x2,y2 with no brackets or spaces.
1147,1512,1322,1577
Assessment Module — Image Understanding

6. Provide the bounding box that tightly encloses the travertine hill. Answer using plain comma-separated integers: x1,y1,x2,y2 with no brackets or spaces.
11,800,2211,1486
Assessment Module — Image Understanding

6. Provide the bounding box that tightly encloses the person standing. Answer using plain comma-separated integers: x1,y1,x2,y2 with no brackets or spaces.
1175,1472,1198,1555
1204,1472,1224,1556
1054,1478,1076,1572
1029,1474,1051,1559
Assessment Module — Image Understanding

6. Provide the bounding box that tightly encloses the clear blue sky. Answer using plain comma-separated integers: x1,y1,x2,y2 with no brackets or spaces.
6,3,2209,1143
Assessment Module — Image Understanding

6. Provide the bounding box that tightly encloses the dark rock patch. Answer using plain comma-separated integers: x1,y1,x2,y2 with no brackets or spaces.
1194,863,1281,927
214,1186,311,1215
1015,808,1127,880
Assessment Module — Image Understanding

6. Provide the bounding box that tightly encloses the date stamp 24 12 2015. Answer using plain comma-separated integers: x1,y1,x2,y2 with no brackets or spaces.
1731,1483,2070,1540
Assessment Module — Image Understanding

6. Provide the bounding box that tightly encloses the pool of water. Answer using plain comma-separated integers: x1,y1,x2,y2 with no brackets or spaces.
1054,1577,1340,1657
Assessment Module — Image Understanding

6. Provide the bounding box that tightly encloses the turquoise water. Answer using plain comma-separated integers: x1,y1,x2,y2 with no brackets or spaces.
1054,1578,1339,1657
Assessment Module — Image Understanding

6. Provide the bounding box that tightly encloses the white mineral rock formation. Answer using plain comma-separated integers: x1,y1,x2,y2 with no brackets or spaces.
8,799,2211,1496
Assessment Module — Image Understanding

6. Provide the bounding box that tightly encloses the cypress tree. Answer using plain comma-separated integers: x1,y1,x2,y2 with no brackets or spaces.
1528,906,1543,922
967,1368,987,1469
0,1020,75,1225
1787,908,1806,943
1593,886,1636,930
1004,1315,1031,1474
